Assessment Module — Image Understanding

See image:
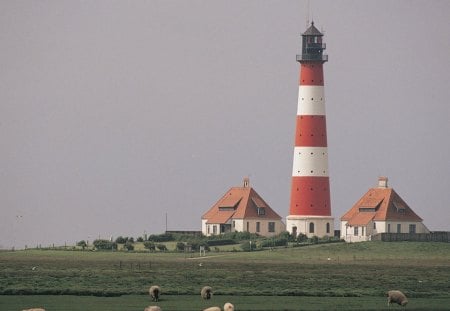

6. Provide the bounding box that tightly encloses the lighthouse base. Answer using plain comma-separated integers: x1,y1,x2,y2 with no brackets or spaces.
286,215,334,238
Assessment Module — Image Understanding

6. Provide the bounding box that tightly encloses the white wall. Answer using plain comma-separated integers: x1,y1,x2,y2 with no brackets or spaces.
203,218,286,237
341,220,430,242
287,215,334,238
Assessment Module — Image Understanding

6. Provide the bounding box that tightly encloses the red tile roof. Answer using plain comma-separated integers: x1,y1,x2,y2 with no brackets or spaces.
202,183,282,224
346,212,376,226
341,181,423,225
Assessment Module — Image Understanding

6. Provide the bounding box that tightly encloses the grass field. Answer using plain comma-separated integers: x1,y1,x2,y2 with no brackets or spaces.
1,242,450,310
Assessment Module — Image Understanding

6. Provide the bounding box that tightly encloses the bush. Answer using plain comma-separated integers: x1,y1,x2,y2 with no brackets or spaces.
124,241,134,251
143,241,156,251
156,244,167,251
240,241,257,252
260,237,288,248
296,233,308,242
207,239,236,246
308,236,319,244
148,233,174,242
176,242,185,252
93,239,117,250
115,236,127,244
76,240,87,250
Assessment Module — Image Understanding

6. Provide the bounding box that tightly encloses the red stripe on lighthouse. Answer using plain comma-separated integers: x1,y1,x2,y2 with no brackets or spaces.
290,177,331,216
294,115,328,147
299,64,324,86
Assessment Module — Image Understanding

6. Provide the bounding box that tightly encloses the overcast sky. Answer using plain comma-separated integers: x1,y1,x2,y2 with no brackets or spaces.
1,0,449,249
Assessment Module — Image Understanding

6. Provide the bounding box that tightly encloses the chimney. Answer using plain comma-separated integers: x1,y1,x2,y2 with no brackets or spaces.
243,177,250,188
378,176,388,188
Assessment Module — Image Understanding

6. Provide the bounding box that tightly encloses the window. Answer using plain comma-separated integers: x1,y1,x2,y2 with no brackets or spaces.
326,222,330,234
268,222,275,233
388,224,391,233
373,222,376,229
256,222,260,233
409,224,416,234
246,222,249,232
257,207,265,216
232,221,235,228
362,227,365,236
309,222,315,233
292,226,297,237
354,227,358,236
213,225,217,235
207,225,210,234
397,224,401,233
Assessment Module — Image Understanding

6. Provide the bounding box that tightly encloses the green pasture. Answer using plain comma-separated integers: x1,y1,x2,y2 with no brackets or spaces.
2,294,450,311
1,242,450,310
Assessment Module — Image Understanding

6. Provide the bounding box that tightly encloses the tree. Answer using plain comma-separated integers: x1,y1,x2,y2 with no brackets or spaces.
156,244,167,252
176,242,185,252
143,241,156,251
93,239,117,250
137,237,144,242
115,236,127,244
124,241,134,251
77,240,87,250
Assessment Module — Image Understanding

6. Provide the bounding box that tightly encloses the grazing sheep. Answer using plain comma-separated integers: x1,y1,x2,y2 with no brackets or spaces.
149,285,161,302
387,290,408,307
201,286,213,300
203,302,234,311
22,309,46,311
144,306,162,311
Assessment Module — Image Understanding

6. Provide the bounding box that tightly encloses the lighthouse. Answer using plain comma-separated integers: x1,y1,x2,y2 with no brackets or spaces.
286,21,334,238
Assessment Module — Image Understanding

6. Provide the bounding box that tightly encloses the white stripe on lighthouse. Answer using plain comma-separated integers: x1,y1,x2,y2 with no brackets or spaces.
297,85,326,116
292,146,329,177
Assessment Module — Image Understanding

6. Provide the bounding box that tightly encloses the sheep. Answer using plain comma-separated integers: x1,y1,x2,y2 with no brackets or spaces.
387,290,408,307
144,306,162,311
22,309,46,311
203,302,234,311
201,286,213,300
149,285,161,302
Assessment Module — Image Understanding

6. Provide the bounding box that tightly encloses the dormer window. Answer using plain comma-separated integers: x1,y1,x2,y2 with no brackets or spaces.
359,207,376,212
393,201,406,214
257,207,265,216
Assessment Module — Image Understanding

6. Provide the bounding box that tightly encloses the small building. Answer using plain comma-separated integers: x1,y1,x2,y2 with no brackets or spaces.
340,177,429,242
201,178,286,237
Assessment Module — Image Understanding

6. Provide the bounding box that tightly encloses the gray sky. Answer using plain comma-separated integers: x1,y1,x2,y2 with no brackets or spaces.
1,0,449,249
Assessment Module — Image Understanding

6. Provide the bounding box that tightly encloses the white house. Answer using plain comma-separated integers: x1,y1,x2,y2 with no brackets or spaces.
340,177,429,242
201,178,285,237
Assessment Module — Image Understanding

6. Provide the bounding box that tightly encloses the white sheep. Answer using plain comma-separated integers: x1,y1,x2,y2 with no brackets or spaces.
149,285,161,302
387,290,408,307
201,286,213,300
203,302,234,311
22,309,46,311
144,306,162,311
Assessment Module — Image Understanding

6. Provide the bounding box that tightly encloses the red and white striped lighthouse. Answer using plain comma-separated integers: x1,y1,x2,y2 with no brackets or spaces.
286,21,334,238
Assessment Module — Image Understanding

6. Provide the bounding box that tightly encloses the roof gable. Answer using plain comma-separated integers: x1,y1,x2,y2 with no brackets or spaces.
341,178,423,225
202,180,282,224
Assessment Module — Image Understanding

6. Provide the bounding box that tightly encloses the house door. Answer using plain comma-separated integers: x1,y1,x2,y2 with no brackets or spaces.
292,226,297,238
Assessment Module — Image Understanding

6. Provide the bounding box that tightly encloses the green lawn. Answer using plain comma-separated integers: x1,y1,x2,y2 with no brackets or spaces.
1,242,450,310
1,295,450,311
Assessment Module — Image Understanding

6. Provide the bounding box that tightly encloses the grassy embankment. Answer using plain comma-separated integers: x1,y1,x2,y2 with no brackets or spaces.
1,241,450,310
